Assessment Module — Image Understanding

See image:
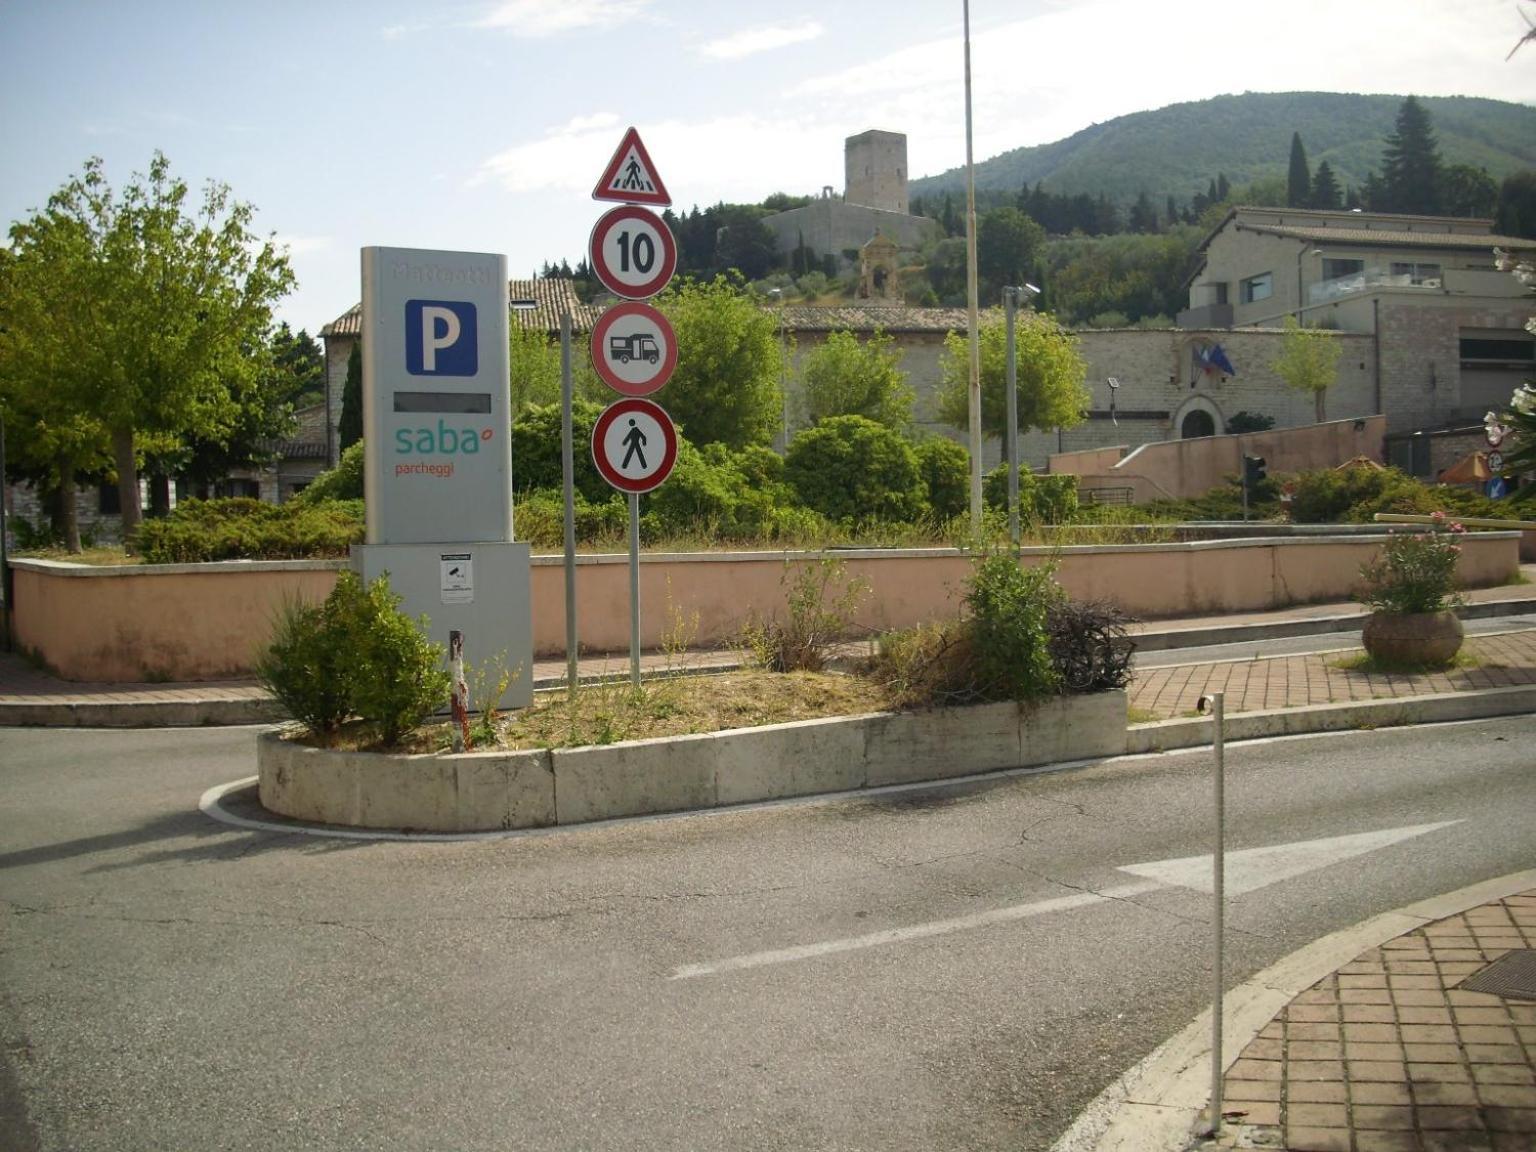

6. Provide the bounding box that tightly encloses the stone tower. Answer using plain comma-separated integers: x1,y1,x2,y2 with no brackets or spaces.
844,130,909,215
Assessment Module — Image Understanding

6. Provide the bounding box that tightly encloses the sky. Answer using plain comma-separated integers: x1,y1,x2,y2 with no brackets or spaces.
2,0,1534,335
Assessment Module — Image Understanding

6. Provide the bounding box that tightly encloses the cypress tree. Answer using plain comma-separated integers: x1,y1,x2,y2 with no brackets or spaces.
1287,133,1311,208
1310,161,1342,210
1380,96,1442,215
338,343,363,452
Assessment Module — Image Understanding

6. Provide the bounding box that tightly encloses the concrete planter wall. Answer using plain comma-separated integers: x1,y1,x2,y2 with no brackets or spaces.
257,690,1128,832
12,532,1521,682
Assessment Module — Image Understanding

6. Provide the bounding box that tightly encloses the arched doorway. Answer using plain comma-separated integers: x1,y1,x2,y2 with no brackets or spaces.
1181,410,1216,438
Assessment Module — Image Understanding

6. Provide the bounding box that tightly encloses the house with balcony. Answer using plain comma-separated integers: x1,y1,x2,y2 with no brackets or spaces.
1179,207,1536,467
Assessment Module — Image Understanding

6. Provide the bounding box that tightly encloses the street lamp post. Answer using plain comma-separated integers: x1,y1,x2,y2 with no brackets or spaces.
963,0,982,532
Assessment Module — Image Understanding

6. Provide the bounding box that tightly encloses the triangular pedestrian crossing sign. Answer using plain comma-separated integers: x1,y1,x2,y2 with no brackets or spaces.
592,127,671,207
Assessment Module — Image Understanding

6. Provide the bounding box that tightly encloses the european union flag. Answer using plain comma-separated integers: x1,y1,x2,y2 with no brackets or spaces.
1208,343,1237,376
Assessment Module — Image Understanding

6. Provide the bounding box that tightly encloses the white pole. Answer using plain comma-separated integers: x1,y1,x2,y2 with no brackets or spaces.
963,0,982,534
561,312,579,698
1209,691,1226,1136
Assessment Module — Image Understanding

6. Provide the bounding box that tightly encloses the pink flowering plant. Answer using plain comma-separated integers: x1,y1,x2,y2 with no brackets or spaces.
1358,511,1466,615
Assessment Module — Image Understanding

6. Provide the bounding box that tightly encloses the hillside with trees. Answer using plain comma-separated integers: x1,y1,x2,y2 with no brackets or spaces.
910,92,1536,206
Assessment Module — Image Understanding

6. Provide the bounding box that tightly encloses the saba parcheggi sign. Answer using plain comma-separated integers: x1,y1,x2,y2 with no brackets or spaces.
360,247,512,545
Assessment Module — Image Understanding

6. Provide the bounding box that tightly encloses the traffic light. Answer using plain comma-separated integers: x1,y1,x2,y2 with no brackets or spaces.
1243,455,1267,487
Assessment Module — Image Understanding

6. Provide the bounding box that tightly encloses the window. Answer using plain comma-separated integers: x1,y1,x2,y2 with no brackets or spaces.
1212,282,1229,305
1321,258,1363,281
1460,333,1536,365
1240,272,1273,304
98,482,120,515
1390,261,1441,284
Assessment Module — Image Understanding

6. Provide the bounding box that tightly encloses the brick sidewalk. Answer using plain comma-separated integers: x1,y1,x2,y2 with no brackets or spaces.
1130,631,1536,721
1209,892,1536,1151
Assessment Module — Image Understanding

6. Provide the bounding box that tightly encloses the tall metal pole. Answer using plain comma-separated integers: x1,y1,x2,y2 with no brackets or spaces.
0,413,11,652
561,312,578,698
628,491,641,689
963,0,982,533
1004,287,1020,550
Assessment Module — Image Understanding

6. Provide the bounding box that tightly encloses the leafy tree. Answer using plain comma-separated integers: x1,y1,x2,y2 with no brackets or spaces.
510,399,608,501
1310,161,1342,210
656,276,781,449
1286,132,1311,208
1273,317,1342,422
1496,170,1536,239
712,206,777,281
508,324,603,415
1438,163,1498,219
1378,96,1442,215
338,343,363,452
0,236,111,550
783,416,926,525
936,310,1089,443
926,236,970,304
797,329,912,431
977,206,1046,299
271,324,325,409
9,154,294,540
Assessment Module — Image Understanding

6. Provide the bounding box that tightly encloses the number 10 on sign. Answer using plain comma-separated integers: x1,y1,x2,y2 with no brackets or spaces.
588,204,678,300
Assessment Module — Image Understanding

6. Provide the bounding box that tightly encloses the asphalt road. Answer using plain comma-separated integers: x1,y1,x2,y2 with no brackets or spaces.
1,717,1533,1152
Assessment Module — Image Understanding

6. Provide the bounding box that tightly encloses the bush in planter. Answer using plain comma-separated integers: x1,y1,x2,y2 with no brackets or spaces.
255,571,449,747
1357,513,1466,615
134,497,363,562
1046,599,1137,692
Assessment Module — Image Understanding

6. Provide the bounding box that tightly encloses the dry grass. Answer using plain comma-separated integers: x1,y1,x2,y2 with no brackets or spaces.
335,670,897,754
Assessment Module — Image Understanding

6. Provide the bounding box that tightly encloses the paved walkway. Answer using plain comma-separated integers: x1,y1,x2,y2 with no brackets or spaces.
1205,892,1536,1152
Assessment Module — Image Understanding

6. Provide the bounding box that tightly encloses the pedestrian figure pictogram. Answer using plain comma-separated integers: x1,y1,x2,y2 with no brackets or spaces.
621,418,648,470
621,158,651,193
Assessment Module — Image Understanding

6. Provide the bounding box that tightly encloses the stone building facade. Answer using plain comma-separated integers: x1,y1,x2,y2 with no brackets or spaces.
760,131,940,270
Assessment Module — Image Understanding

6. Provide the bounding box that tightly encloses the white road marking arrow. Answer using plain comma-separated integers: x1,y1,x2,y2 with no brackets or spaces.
671,821,1464,979
1116,820,1464,896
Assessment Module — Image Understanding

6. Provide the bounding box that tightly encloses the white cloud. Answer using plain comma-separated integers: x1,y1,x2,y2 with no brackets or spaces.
473,0,651,36
700,21,825,61
476,114,846,203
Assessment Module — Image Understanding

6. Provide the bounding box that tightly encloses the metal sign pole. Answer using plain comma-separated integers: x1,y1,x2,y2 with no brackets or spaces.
1204,690,1227,1135
628,491,641,688
561,312,579,698
0,413,10,652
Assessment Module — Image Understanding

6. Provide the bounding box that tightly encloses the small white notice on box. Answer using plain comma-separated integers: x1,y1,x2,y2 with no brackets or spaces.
439,553,474,604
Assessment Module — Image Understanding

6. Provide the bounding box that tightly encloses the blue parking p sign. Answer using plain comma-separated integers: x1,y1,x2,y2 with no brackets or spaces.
405,299,478,376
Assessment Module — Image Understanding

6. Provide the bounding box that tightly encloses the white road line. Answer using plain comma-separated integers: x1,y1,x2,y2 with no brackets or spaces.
669,880,1164,980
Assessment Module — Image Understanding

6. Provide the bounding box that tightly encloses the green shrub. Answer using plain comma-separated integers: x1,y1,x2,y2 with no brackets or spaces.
134,498,363,562
644,440,782,541
982,464,1080,525
784,415,926,525
964,552,1063,702
914,437,970,520
739,556,869,672
1288,463,1411,524
255,594,355,742
1358,515,1466,615
329,572,451,746
1226,411,1275,433
255,571,449,747
511,400,609,501
514,489,628,549
294,441,365,504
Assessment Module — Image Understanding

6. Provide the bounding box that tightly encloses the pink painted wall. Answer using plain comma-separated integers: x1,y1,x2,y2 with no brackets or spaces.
10,531,1519,681
1051,416,1387,502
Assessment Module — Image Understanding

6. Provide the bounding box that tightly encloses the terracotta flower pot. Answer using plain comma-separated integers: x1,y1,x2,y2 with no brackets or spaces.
1361,610,1464,666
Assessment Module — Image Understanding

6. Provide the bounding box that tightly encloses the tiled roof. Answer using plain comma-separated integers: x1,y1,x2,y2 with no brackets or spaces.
773,304,976,333
1240,223,1536,250
319,279,602,338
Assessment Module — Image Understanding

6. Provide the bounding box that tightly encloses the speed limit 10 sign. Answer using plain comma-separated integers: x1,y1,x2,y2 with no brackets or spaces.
588,204,677,300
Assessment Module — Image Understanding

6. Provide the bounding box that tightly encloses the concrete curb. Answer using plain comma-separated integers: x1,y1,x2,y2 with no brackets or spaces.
1048,868,1536,1152
1126,684,1536,754
0,697,283,728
